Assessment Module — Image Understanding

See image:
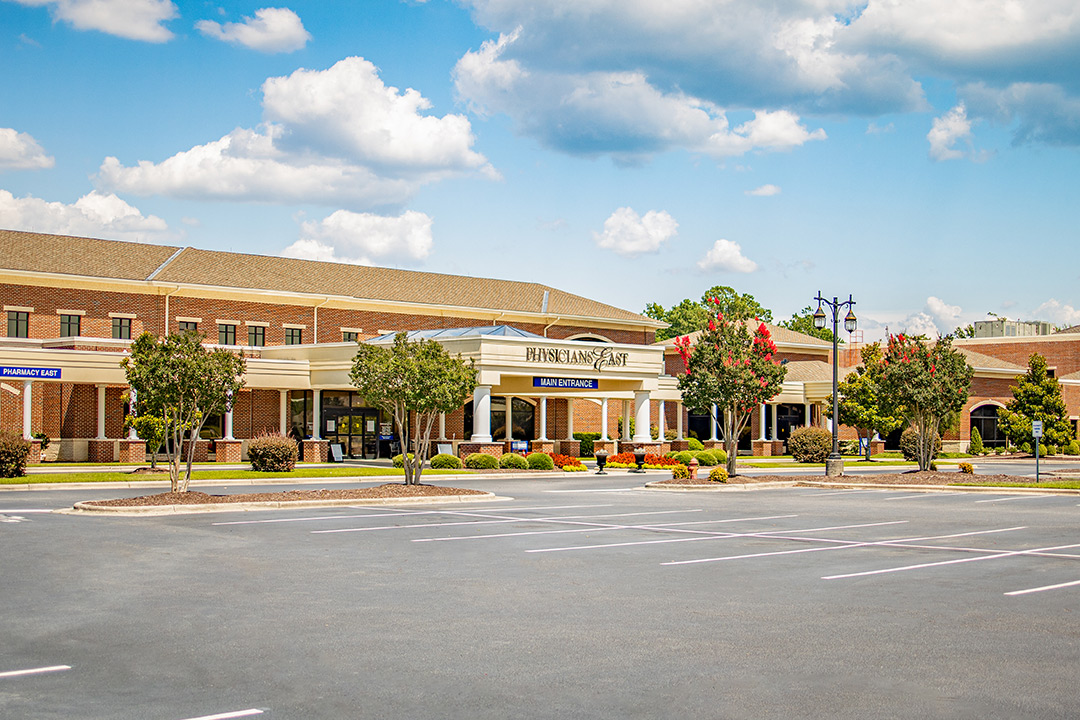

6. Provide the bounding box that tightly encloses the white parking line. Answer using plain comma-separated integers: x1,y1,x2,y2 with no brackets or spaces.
0,665,70,678
311,509,702,534
414,516,796,543
883,492,962,501
180,710,263,720
801,489,889,497
213,504,611,526
0,508,55,513
544,488,638,493
822,541,1080,580
975,495,1048,504
1005,579,1080,596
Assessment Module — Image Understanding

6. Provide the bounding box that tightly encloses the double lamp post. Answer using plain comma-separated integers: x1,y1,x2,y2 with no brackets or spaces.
813,292,857,477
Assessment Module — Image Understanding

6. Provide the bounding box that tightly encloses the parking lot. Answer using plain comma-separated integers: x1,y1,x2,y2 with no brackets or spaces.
3,475,1080,719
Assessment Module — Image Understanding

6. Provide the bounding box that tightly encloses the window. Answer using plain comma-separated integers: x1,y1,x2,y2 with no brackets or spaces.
285,327,302,345
178,321,198,334
7,311,29,338
111,317,131,340
343,331,359,343
248,325,265,347
218,323,236,345
970,404,1007,448
58,314,80,337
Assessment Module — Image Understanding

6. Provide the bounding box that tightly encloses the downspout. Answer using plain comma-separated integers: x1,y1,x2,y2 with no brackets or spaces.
163,286,179,337
543,316,561,338
314,297,330,343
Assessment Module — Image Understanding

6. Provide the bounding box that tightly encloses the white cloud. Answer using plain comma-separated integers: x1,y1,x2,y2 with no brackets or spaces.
0,189,169,241
10,0,177,42
746,184,780,196
196,7,310,53
1033,299,1080,327
0,128,54,170
925,296,962,326
96,57,493,208
899,311,941,338
454,29,826,161
282,210,433,266
962,82,1080,147
592,207,677,257
927,103,987,161
696,238,758,273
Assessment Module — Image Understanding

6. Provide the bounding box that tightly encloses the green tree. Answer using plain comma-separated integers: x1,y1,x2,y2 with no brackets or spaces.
824,342,902,461
951,324,976,339
997,353,1072,451
645,286,771,341
878,334,973,471
675,297,787,476
125,412,167,470
121,332,246,492
780,306,843,343
350,333,477,485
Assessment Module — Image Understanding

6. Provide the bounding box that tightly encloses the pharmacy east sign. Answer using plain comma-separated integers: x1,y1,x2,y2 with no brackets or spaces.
524,346,629,371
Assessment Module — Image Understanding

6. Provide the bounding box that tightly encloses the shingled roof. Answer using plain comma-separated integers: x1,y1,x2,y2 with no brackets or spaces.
0,229,659,325
653,321,833,349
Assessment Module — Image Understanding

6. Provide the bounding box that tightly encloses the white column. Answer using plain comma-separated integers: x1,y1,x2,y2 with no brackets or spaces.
759,404,767,440
658,400,666,440
279,390,288,435
22,380,32,440
505,396,514,441
224,393,235,440
472,385,492,442
439,412,447,441
127,387,137,440
805,402,812,427
676,401,684,440
565,398,575,439
622,399,632,441
771,404,778,442
96,385,107,439
710,403,718,442
539,397,548,441
600,398,610,441
633,390,652,442
312,389,322,440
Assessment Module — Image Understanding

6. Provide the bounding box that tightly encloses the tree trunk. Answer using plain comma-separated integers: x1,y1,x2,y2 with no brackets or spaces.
864,429,873,462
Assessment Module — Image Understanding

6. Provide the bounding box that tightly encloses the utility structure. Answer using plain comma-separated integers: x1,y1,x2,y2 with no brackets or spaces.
813,292,857,477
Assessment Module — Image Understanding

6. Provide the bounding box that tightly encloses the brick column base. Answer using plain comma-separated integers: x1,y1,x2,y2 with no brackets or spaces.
555,440,580,457
215,439,242,463
180,440,211,463
87,439,115,463
118,439,146,464
458,442,503,460
752,440,785,457
668,440,691,452
870,440,885,455
529,440,555,454
302,439,329,463
27,439,42,465
592,440,617,456
620,442,662,456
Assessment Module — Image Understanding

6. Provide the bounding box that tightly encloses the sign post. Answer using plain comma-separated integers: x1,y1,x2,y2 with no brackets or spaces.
1032,420,1043,483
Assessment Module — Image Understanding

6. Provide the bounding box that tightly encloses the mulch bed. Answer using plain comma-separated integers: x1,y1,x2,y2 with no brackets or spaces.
83,483,487,507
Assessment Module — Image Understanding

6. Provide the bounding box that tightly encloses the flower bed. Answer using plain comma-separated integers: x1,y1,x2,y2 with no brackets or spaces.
605,452,684,469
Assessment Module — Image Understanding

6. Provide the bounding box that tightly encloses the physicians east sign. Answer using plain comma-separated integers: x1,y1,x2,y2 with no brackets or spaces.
525,346,629,371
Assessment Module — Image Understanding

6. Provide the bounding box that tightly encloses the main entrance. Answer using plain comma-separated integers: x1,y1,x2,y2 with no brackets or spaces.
321,391,386,459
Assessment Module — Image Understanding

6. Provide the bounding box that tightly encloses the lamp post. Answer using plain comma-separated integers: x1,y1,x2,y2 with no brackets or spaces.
813,292,857,477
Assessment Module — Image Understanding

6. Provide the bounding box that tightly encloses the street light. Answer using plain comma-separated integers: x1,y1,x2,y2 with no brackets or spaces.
814,291,857,477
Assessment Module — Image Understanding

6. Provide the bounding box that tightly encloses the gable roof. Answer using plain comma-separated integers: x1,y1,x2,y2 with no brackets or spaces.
0,229,659,327
956,347,1025,372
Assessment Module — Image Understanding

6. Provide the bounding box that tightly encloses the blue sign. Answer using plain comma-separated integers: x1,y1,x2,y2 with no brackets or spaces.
533,376,598,390
1,366,61,379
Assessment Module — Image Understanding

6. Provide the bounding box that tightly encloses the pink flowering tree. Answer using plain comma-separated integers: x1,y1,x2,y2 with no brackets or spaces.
878,333,972,471
675,299,787,477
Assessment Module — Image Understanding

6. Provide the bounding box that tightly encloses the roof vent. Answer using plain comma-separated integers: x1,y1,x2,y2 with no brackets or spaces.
541,290,549,314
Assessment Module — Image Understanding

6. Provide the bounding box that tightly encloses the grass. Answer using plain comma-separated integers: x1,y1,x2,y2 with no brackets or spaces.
952,480,1080,490
2,466,463,485
740,459,918,469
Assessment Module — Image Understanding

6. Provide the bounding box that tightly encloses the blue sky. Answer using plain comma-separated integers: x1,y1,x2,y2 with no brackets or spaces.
1,0,1078,340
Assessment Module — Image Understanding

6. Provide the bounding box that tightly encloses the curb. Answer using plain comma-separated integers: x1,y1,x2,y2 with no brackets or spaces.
643,480,799,491
61,491,509,516
795,480,1080,495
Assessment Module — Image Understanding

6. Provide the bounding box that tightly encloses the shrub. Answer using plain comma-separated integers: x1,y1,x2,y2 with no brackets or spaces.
430,453,463,469
499,452,528,469
247,433,298,472
1066,441,1080,456
995,447,1005,455
1020,441,1032,455
0,432,32,478
672,451,694,465
573,432,601,457
551,453,584,468
708,467,729,483
31,431,50,451
392,453,415,468
465,453,499,469
958,462,974,474
712,448,728,465
671,464,690,479
789,426,833,463
664,429,677,441
692,450,718,467
840,439,860,456
900,427,942,462
562,464,587,472
1047,444,1059,456
527,452,555,470
687,437,705,451
968,426,984,455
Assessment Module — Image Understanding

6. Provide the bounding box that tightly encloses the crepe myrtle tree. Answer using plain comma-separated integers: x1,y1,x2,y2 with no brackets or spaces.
121,331,246,492
824,342,903,461
675,300,787,477
350,332,477,485
878,333,972,472
997,353,1073,451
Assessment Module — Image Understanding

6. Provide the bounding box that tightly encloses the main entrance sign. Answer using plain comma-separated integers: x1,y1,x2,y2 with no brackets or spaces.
525,346,628,371
533,377,599,389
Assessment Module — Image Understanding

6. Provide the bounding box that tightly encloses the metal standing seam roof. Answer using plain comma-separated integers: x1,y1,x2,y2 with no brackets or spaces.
0,229,659,326
366,325,545,343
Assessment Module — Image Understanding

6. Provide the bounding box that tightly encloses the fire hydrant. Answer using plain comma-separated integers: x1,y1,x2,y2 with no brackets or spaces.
688,456,699,481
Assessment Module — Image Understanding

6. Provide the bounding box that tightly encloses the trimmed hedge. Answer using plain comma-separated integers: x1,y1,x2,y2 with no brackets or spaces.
430,453,462,469
392,453,416,468
692,450,718,467
672,450,694,465
708,467,729,483
789,426,833,463
499,452,528,469
464,453,499,470
573,432,601,457
687,437,705,451
0,432,31,478
247,433,298,472
527,452,555,470
671,463,690,479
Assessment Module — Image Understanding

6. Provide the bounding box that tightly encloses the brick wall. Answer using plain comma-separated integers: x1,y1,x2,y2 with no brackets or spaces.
1,283,163,339
960,339,1080,377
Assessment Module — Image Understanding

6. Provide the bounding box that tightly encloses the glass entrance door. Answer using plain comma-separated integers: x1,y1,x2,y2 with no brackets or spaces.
323,403,383,459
